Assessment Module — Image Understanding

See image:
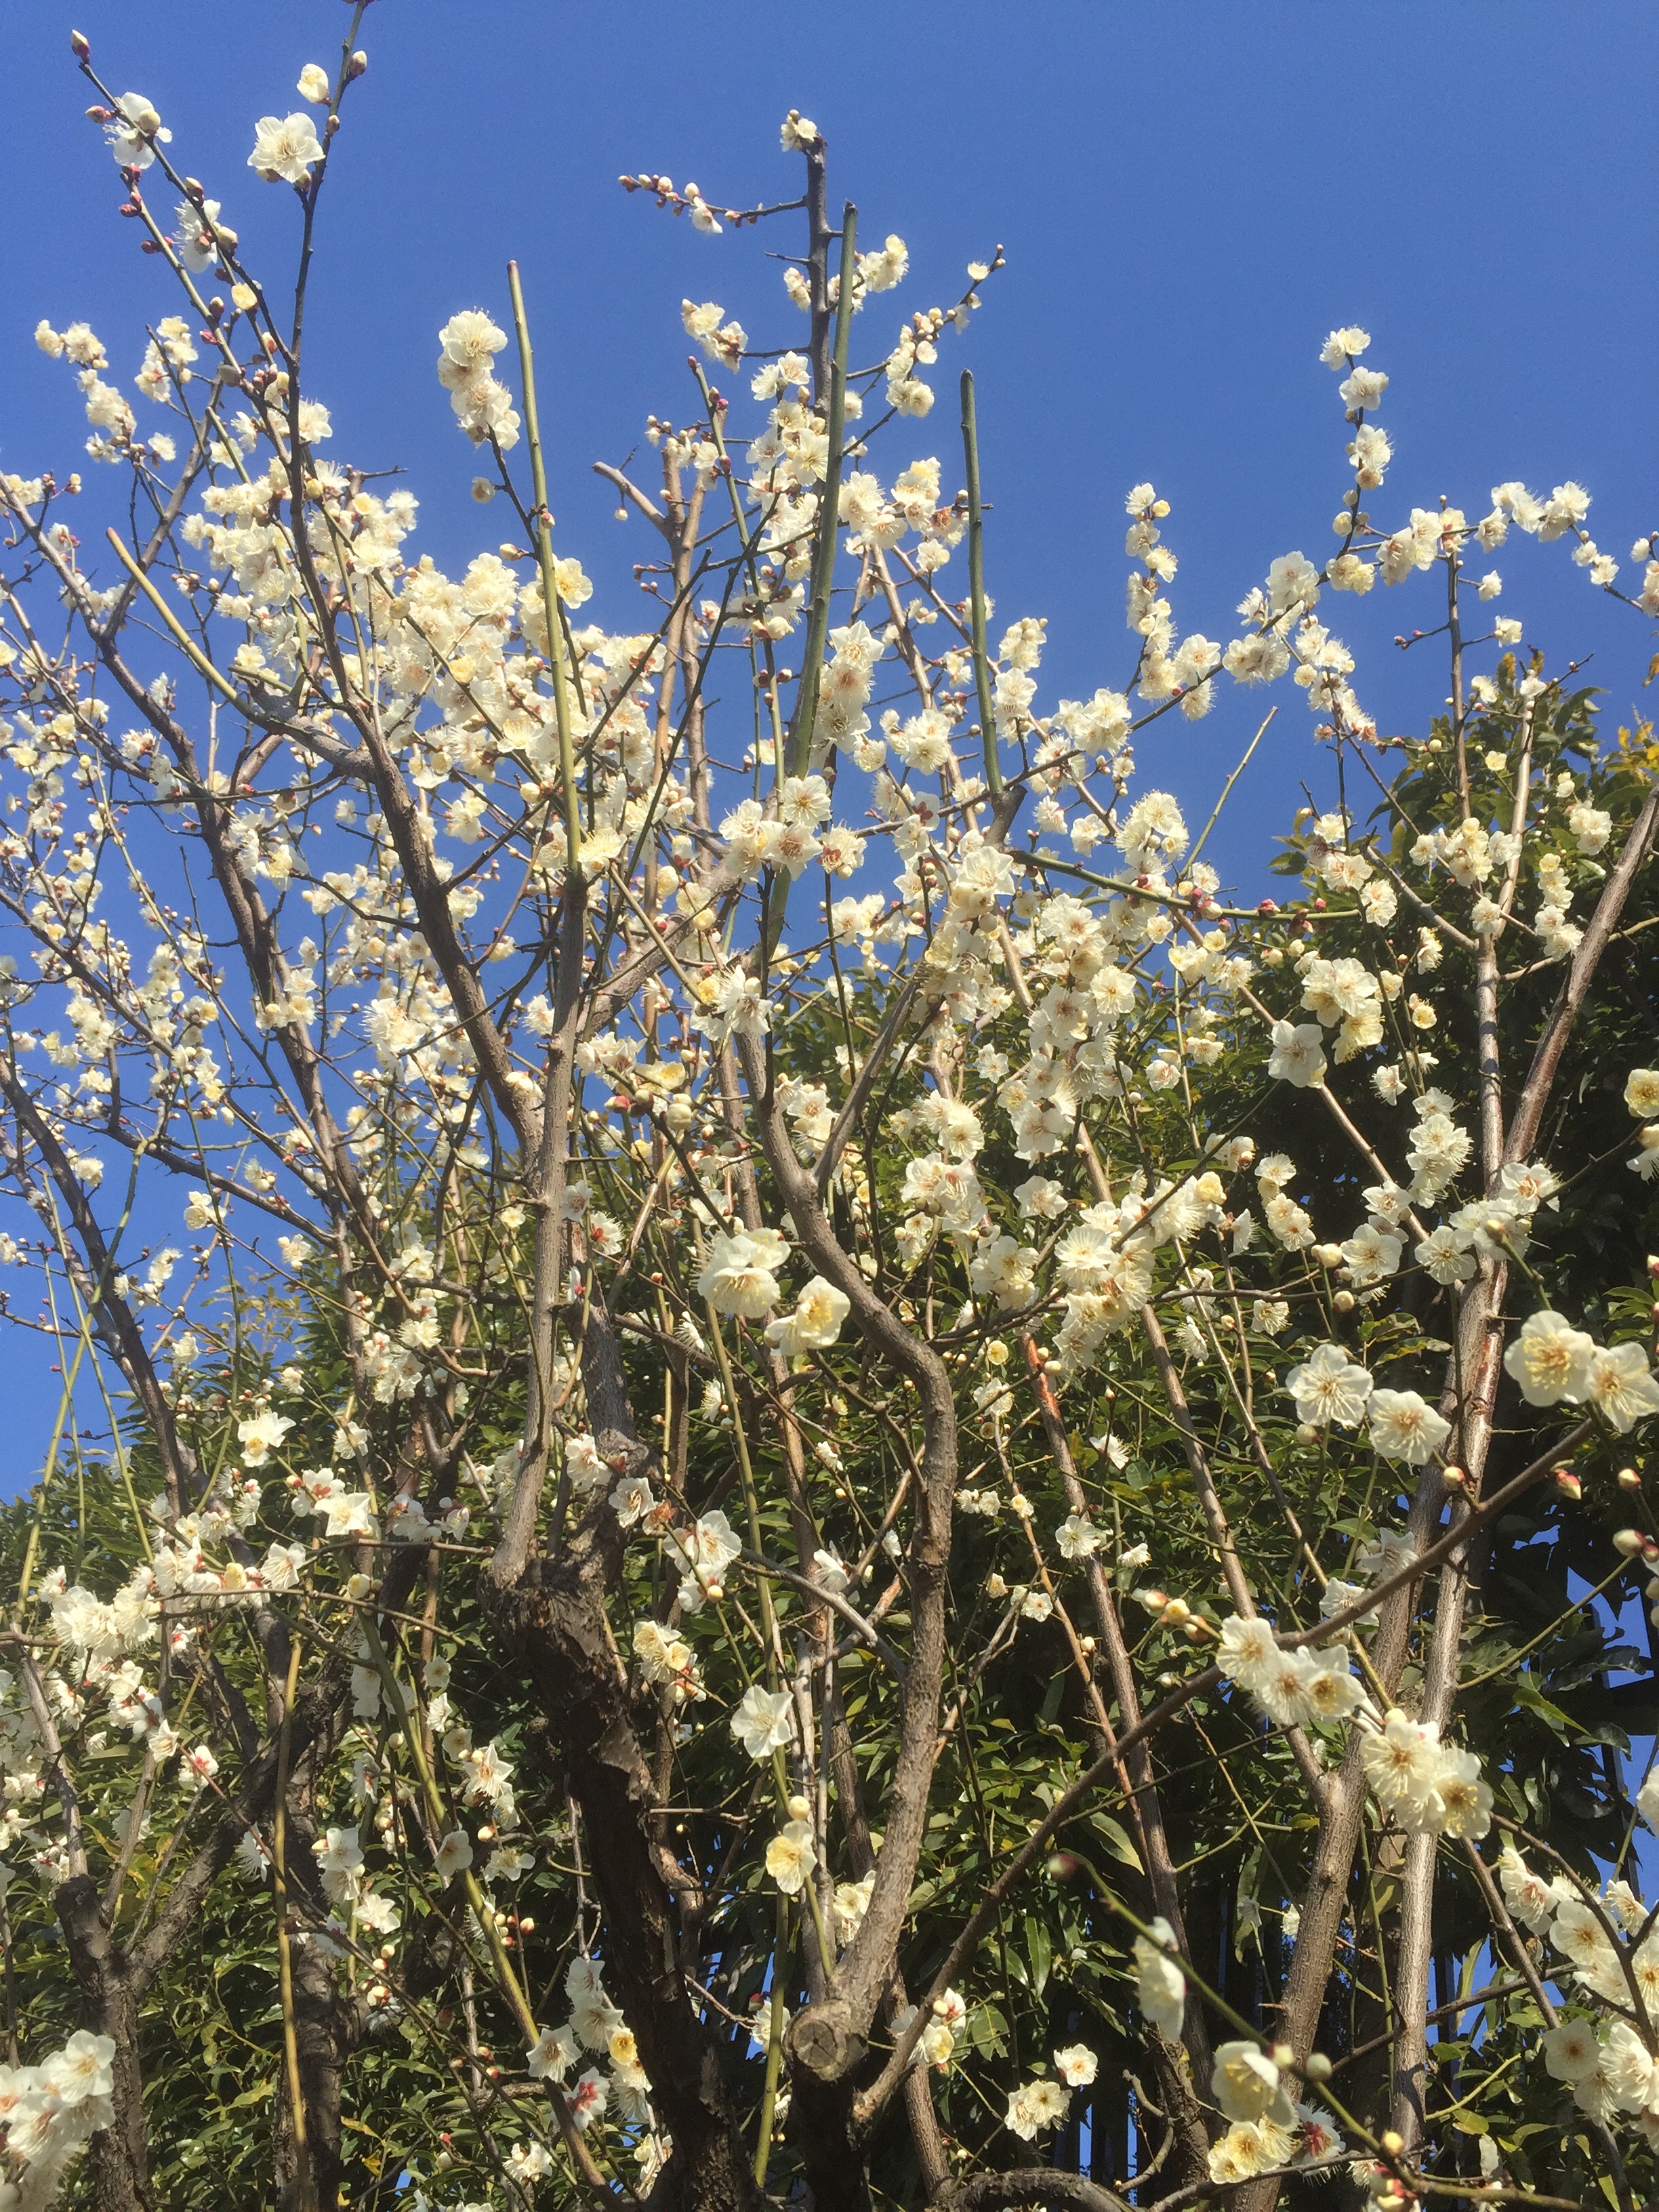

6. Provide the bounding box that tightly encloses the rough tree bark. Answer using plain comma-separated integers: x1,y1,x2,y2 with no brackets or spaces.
483,1297,761,2212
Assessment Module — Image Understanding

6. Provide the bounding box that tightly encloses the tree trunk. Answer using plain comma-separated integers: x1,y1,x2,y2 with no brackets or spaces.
56,1873,157,2212
485,1303,761,2212
271,1933,361,2211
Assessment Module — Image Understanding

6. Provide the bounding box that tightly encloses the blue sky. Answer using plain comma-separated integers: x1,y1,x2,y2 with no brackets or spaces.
1,0,1657,1475
5,1,1657,781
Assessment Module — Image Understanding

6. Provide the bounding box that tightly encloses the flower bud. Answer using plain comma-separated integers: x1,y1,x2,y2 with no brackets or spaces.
1305,2051,1332,2081
70,29,91,60
1614,1528,1648,1556
1619,1467,1643,1492
1554,1469,1582,1501
1313,1242,1343,1269
786,1794,809,1821
1333,1289,1356,1313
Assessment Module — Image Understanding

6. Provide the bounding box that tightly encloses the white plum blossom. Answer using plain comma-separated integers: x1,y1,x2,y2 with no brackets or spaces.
1134,1917,1187,2036
1584,1343,1659,1433
104,93,171,168
1267,1021,1327,1088
1284,1343,1373,1429
248,112,325,184
697,1227,788,1317
731,1685,794,1760
1503,1309,1596,1406
1366,1389,1452,1465
764,1821,817,1893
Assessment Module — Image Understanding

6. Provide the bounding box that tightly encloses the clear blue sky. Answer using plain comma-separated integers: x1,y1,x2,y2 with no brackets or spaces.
1,0,1656,1479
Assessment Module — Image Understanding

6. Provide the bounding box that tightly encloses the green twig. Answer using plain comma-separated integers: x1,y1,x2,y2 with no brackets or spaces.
785,205,858,784
506,261,581,879
960,369,1002,799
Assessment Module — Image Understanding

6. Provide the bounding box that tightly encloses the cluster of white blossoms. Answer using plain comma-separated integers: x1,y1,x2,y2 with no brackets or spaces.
1204,2040,1345,2185
1004,2044,1097,2139
7,225,1639,1400
524,1954,661,2164
289,1650,534,2010
760,203,976,416
729,1679,884,1954
0,2031,117,2209
1217,1612,1493,1841
5,1477,319,1868
1625,1067,1659,1185
681,299,748,372
1500,1816,1659,2143
1132,1929,1345,2183
717,772,863,884
435,310,520,451
1504,1304,1659,1433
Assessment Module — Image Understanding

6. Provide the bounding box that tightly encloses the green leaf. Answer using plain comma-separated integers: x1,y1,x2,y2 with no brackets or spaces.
1088,1813,1144,1872
1511,1670,1569,1726
1025,1914,1052,1998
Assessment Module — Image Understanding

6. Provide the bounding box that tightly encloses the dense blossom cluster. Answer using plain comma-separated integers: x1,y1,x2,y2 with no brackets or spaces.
0,39,1655,2212
0,2032,117,2209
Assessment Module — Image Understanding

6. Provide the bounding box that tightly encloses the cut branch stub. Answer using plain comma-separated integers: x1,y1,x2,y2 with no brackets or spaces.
787,1999,867,2081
